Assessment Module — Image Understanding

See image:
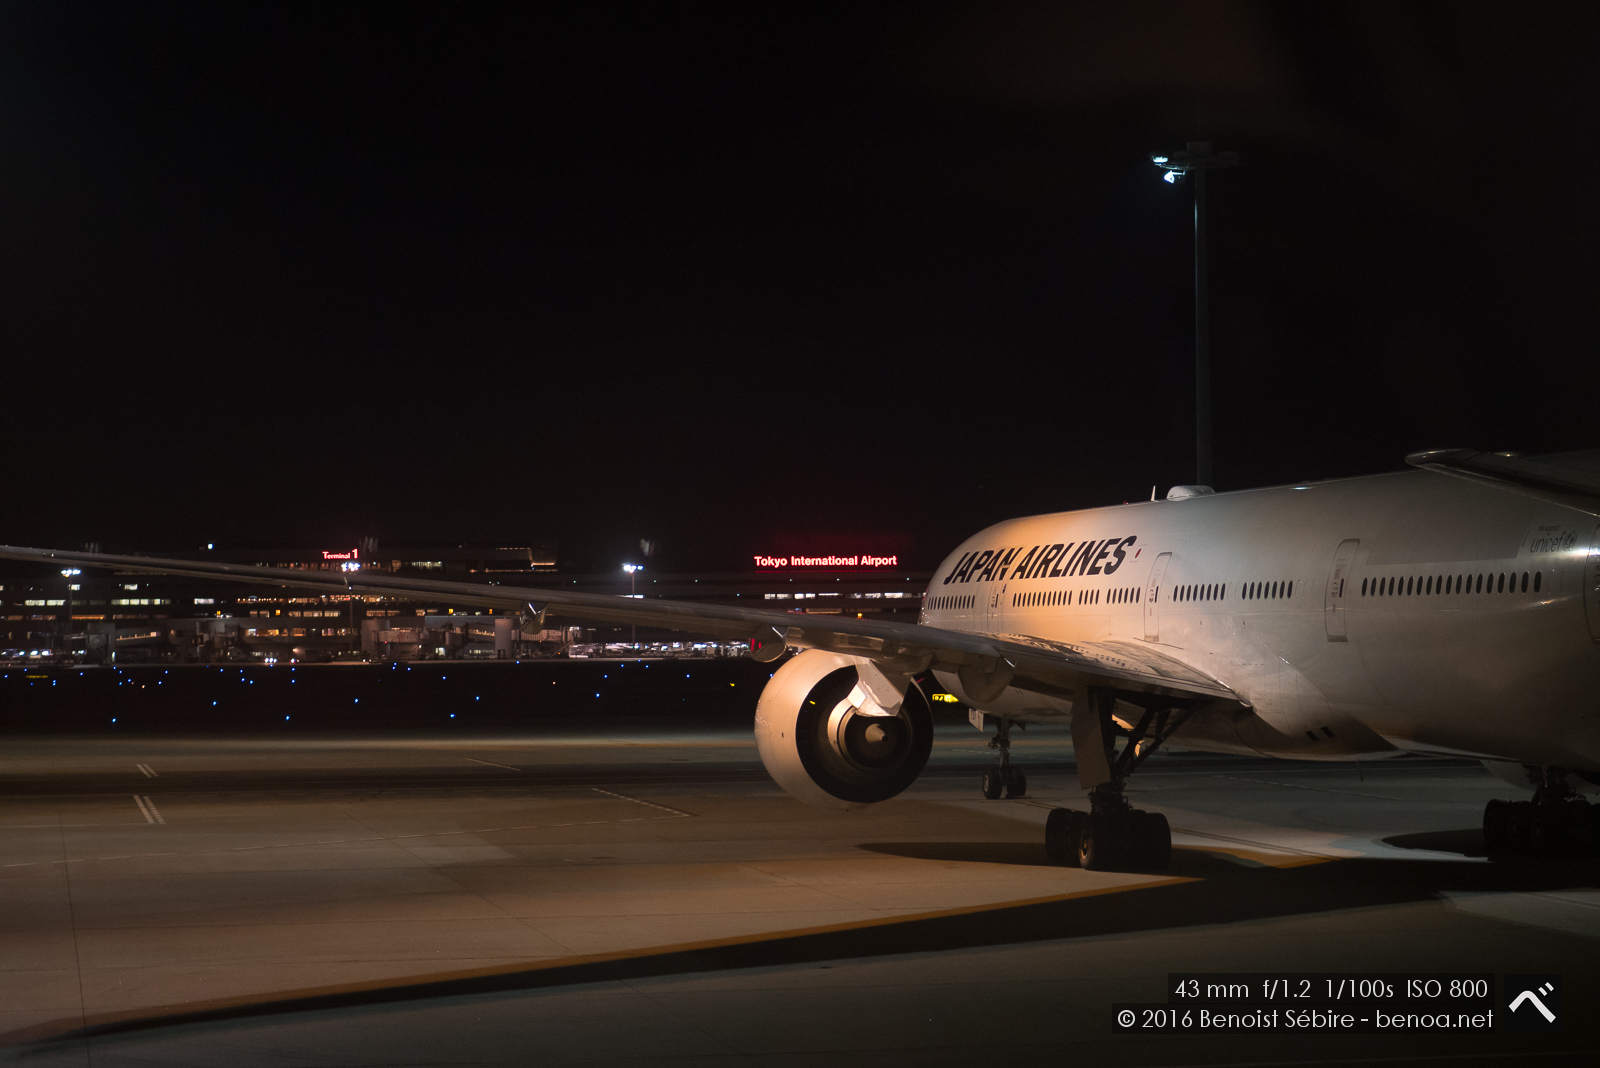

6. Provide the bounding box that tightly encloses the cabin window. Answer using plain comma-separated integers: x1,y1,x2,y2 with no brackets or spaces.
1521,571,1529,593
1534,571,1542,593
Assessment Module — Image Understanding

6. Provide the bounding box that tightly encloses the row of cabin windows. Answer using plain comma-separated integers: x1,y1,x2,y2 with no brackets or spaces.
1170,580,1289,603
1360,571,1540,598
937,570,1541,615
1243,580,1291,600
1010,587,1142,608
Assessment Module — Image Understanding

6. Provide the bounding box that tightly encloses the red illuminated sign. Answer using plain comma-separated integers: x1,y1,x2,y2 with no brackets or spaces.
321,549,360,561
753,554,898,569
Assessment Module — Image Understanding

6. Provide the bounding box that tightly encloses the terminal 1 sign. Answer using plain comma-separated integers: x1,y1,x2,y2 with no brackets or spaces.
753,553,899,569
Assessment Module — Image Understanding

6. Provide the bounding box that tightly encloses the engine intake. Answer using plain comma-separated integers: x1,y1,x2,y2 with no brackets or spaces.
753,650,933,809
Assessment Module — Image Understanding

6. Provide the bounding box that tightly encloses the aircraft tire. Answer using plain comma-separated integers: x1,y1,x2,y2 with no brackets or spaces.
981,768,1004,800
1136,811,1172,871
1482,799,1509,852
1005,770,1027,799
1076,813,1110,871
1045,807,1074,865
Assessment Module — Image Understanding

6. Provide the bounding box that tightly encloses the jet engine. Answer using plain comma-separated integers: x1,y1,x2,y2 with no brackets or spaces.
753,650,934,809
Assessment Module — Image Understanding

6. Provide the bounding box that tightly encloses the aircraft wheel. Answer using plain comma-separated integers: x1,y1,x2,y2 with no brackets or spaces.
981,768,1004,800
1076,813,1110,871
1529,814,1555,856
1135,811,1172,871
1507,802,1534,853
1482,799,1510,852
1045,808,1074,865
1005,770,1027,799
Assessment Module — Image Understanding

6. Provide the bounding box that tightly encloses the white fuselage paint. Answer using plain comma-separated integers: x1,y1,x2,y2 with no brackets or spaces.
921,470,1600,772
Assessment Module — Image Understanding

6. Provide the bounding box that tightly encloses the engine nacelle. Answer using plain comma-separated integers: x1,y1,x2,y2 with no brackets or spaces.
753,650,934,810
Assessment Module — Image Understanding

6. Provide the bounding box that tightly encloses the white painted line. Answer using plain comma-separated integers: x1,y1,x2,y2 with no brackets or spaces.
465,756,523,771
133,794,165,825
590,786,694,818
136,763,158,778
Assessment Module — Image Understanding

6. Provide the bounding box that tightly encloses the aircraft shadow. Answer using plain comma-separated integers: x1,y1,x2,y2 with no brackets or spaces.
12,844,1599,1050
1384,828,1490,857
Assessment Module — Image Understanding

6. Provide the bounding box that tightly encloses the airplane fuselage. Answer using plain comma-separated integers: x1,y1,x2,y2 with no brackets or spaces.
921,470,1600,772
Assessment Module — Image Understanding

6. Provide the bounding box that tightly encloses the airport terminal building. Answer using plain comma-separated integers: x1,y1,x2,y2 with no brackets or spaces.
0,543,929,664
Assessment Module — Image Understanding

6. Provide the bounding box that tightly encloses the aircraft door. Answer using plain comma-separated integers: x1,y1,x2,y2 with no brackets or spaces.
1143,552,1171,642
1586,525,1600,643
1324,538,1360,641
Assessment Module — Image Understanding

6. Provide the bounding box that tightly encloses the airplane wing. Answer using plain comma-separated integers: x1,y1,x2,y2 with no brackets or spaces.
0,544,1245,712
1407,448,1600,516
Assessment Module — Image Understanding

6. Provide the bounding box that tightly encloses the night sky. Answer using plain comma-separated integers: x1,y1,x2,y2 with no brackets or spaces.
5,4,1595,572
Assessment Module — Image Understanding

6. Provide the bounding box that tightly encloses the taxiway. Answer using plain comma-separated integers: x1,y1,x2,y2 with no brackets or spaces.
1,725,1596,1065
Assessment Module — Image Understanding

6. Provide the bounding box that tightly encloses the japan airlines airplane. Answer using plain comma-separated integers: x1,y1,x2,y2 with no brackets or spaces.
4,448,1598,871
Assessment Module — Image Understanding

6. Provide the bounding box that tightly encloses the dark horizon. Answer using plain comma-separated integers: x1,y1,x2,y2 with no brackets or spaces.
5,4,1594,568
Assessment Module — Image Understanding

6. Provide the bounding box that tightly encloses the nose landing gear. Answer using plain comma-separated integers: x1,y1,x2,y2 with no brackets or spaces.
980,717,1027,799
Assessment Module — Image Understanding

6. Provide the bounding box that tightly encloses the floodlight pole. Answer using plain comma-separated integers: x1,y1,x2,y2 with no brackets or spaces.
1151,141,1238,488
1193,163,1210,488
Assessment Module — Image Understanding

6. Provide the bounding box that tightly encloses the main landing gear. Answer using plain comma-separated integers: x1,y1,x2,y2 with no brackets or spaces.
980,717,1027,799
1043,691,1191,872
1483,768,1599,857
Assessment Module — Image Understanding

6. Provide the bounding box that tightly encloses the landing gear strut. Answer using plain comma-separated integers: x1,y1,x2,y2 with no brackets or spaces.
1044,690,1191,871
981,717,1026,799
1483,768,1597,857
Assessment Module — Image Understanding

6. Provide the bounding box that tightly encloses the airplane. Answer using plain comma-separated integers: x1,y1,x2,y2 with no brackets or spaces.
3,447,1597,872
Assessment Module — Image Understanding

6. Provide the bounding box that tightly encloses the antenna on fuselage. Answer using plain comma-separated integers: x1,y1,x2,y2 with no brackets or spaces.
1149,485,1157,502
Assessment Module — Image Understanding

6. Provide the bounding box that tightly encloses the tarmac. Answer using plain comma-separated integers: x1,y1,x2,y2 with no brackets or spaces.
1,722,1597,1065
